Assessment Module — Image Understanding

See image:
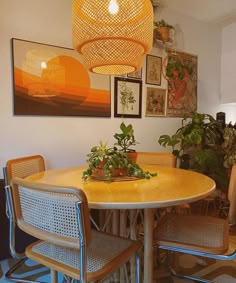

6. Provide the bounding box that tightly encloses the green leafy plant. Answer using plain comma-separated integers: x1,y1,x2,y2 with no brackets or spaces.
222,125,236,168
154,19,174,29
165,54,193,80
153,19,175,43
158,112,228,189
82,141,156,181
114,122,138,152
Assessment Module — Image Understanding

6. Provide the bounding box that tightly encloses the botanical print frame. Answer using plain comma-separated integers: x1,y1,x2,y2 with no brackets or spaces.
127,68,142,80
12,38,111,117
145,54,162,85
145,87,166,117
166,50,198,117
114,77,142,118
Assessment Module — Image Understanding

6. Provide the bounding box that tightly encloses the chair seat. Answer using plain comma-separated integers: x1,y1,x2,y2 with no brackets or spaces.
26,230,141,281
154,214,229,254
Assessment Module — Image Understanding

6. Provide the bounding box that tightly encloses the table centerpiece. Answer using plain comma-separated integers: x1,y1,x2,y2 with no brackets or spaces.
82,123,157,181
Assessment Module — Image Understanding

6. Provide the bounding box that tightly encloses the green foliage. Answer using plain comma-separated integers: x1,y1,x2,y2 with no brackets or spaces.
222,126,236,168
154,19,174,29
113,122,138,152
158,112,228,189
82,141,156,181
166,55,193,80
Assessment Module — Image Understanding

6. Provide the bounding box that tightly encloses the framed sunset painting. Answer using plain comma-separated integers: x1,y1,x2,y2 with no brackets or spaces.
11,38,111,117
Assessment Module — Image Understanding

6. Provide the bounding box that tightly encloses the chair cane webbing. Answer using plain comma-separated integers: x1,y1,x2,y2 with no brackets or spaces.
12,177,142,283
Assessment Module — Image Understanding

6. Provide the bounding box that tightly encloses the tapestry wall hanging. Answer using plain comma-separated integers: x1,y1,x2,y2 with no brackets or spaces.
12,38,111,117
164,50,198,117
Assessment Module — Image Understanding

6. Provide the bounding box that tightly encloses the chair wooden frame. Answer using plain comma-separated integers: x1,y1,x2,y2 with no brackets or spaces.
153,163,236,283
3,155,46,282
136,151,176,167
11,177,142,283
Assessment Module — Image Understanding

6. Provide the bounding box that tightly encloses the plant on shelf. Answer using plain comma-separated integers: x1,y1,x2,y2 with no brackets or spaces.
82,141,157,181
153,19,174,43
158,111,228,189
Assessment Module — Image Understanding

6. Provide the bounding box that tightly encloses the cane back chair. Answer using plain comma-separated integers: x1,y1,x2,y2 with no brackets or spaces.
153,163,236,282
3,155,46,282
11,177,142,283
136,152,176,168
218,163,236,220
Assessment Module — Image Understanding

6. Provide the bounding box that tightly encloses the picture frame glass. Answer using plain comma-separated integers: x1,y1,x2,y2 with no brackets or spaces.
146,55,162,85
146,87,166,116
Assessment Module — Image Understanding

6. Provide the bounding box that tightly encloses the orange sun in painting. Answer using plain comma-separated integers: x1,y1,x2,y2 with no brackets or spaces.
41,55,91,96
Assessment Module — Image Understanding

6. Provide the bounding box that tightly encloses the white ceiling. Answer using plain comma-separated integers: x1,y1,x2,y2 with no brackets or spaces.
161,0,236,24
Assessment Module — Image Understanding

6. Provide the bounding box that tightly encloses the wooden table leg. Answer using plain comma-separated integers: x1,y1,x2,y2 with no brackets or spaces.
144,208,154,283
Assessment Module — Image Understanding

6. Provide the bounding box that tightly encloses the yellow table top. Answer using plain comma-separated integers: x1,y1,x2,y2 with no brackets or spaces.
26,165,215,209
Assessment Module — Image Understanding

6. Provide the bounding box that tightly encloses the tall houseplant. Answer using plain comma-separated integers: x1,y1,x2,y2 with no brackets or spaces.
158,112,228,189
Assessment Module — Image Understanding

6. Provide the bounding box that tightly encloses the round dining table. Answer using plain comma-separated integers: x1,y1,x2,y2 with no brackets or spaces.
26,164,215,283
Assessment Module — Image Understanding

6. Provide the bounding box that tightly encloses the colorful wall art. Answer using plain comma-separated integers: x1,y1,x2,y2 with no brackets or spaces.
164,50,198,117
12,38,111,117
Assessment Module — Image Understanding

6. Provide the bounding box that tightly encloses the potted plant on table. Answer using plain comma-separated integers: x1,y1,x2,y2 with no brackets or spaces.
82,122,157,181
154,19,175,43
82,141,156,181
158,112,228,189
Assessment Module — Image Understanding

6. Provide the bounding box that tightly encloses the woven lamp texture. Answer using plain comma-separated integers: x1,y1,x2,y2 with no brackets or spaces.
72,0,153,75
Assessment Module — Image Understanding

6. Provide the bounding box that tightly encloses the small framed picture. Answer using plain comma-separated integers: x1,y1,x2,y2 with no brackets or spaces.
145,54,162,85
145,87,166,116
127,68,142,80
114,77,142,118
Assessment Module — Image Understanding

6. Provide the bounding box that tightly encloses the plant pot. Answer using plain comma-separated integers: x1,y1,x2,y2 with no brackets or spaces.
96,159,128,178
127,152,138,163
94,168,127,178
157,27,170,43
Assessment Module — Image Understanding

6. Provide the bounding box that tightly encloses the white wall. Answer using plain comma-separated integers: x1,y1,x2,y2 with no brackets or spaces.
221,21,236,105
0,0,231,178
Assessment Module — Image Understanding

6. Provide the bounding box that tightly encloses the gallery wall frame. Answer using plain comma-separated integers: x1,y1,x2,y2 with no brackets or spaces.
145,54,162,85
127,68,142,80
114,77,142,118
145,87,166,117
11,38,111,117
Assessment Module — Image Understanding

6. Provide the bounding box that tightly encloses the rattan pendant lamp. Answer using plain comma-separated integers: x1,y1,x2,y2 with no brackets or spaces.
72,0,153,75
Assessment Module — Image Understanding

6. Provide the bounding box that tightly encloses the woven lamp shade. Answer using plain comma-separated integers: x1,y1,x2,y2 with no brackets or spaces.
72,0,153,75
